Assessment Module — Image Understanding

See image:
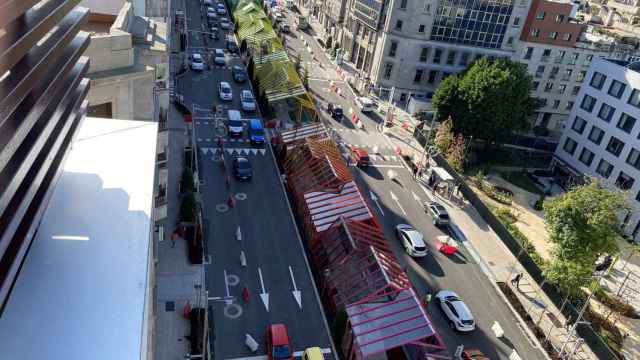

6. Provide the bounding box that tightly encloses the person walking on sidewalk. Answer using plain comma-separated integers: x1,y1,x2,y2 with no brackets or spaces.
171,231,177,248
511,272,524,289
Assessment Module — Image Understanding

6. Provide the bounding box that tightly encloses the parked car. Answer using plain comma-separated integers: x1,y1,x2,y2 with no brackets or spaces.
233,156,253,181
216,3,227,14
241,90,256,112
279,22,290,33
266,324,293,360
232,65,247,82
424,201,450,226
355,96,375,112
435,290,476,332
204,0,214,5
220,20,231,30
461,348,490,360
249,119,265,145
227,40,240,54
207,7,217,18
218,81,233,101
395,224,428,257
188,53,205,71
350,147,370,168
214,56,226,66
327,103,342,120
214,48,225,57
301,347,324,360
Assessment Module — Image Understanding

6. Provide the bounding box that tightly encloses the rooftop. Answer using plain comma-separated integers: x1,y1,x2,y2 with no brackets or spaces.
0,117,157,360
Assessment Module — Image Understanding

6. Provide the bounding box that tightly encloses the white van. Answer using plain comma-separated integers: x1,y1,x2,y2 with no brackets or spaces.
227,110,243,137
356,97,375,113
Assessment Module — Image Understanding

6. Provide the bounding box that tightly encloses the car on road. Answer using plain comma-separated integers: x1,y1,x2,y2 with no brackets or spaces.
327,103,343,120
226,40,239,54
274,12,284,22
424,201,450,226
220,20,231,30
266,324,293,360
350,147,370,168
218,81,233,101
279,22,290,33
395,224,428,257
233,156,253,181
232,65,247,82
207,7,217,18
241,90,256,112
227,110,243,137
188,53,205,71
435,290,476,332
249,119,265,145
213,55,225,66
461,348,490,360
356,96,375,113
204,0,214,5
216,3,227,14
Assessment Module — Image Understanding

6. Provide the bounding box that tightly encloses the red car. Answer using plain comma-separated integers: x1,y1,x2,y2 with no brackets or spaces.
462,348,490,360
350,148,370,168
266,324,293,360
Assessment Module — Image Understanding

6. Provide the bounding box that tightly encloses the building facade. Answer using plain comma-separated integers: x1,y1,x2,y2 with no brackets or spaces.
554,57,640,240
0,0,90,313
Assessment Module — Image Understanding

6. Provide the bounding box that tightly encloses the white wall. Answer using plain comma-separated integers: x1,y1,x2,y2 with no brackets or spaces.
80,0,125,15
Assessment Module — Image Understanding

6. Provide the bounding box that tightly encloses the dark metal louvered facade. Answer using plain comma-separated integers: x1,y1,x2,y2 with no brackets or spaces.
0,0,90,314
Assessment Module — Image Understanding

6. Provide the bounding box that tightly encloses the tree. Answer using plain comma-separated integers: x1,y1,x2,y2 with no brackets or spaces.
432,58,541,145
180,192,199,223
446,134,466,173
542,179,630,295
434,117,454,154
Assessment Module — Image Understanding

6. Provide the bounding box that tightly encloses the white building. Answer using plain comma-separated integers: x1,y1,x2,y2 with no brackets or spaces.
554,57,640,240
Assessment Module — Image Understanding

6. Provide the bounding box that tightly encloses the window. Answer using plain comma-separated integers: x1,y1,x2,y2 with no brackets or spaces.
627,148,640,170
507,37,514,45
572,86,581,95
536,11,545,20
615,171,635,190
608,80,626,98
419,48,429,62
395,20,403,30
562,33,572,41
536,65,545,77
590,72,607,90
606,136,625,156
446,51,456,65
617,113,636,133
524,47,533,60
560,69,571,81
572,116,587,134
433,49,442,64
596,159,614,178
580,95,596,112
544,82,554,92
532,81,540,91
542,49,551,59
556,14,565,23
552,100,560,109
556,50,566,63
579,148,595,166
513,17,521,26
388,41,398,57
569,52,580,65
399,0,408,9
584,54,593,66
558,84,567,94
549,31,558,39
459,52,470,66
566,101,574,110
597,103,615,122
549,66,559,79
563,137,577,155
628,89,640,108
427,70,438,84
383,63,393,79
577,70,586,82
423,3,431,13
531,28,540,37
588,126,604,145
418,24,425,33
414,69,424,83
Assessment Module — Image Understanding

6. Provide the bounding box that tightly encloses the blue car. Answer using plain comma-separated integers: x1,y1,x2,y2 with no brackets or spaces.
249,119,265,146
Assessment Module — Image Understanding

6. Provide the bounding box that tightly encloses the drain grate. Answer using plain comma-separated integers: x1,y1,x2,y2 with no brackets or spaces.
165,301,175,312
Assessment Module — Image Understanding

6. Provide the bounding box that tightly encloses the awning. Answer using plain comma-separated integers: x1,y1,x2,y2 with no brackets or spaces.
431,166,454,182
281,123,328,144
304,181,373,232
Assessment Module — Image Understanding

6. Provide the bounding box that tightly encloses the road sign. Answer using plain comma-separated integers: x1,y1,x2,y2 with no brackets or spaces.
454,345,464,359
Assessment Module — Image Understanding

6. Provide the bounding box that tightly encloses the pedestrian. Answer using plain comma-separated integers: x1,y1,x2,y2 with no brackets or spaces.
171,231,177,248
417,168,423,179
511,272,523,289
412,166,419,179
424,292,432,308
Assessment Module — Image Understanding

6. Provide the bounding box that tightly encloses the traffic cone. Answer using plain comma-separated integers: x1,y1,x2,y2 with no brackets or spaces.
227,195,236,208
242,286,250,302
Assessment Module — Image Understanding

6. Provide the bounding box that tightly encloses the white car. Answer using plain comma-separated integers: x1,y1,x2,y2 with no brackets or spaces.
214,48,225,58
220,20,231,30
218,81,233,101
216,4,227,14
435,290,476,332
189,53,205,71
204,0,214,5
207,7,217,18
356,96,375,112
395,224,427,257
240,90,256,112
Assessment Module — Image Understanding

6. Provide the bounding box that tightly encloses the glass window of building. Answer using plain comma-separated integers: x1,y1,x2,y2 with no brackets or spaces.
580,94,596,112
628,89,640,108
399,0,408,9
427,70,438,83
389,41,398,57
550,66,559,78
544,82,553,92
572,116,587,134
615,171,634,190
572,85,581,95
532,81,539,91
552,100,560,109
595,159,614,178
562,33,572,41
424,3,431,12
566,101,574,110
579,148,595,166
419,48,429,62
446,51,456,65
395,20,403,30
617,113,636,133
606,136,625,157
563,137,577,155
597,103,615,122
569,53,579,65
549,31,558,39
536,11,545,20
507,37,514,45
459,52,470,66
558,84,567,94
608,80,626,98
627,148,640,170
590,72,607,90
383,63,393,79
576,71,586,82
513,17,520,26
418,24,426,33
531,28,540,37
588,126,604,145
584,54,593,65
562,69,572,81
524,47,533,60
433,49,442,64
414,69,424,83
556,50,566,63
556,14,565,23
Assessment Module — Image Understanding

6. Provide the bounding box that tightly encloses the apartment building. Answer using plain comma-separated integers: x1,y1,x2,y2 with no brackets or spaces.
336,0,531,102
312,0,348,43
554,57,640,240
515,0,638,137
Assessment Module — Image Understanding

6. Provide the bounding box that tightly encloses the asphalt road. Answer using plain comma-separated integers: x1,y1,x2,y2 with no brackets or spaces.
176,1,334,358
282,7,547,360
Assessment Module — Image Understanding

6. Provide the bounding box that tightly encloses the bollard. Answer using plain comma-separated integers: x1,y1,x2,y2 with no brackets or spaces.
240,251,247,267
245,334,259,352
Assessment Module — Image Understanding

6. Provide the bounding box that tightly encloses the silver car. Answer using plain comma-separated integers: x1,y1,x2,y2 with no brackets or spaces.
424,201,450,226
435,290,476,332
395,224,428,257
240,90,256,112
218,81,232,101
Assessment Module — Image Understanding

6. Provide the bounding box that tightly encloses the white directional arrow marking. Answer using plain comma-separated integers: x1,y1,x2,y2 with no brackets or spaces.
259,149,266,155
390,191,407,216
258,268,269,311
236,226,242,241
251,148,258,155
411,190,421,203
289,266,302,309
370,191,385,216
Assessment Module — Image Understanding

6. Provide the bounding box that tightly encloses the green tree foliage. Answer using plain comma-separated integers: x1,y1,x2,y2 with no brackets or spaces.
447,134,466,172
181,168,194,193
180,192,199,223
434,117,454,154
432,58,541,145
542,179,629,295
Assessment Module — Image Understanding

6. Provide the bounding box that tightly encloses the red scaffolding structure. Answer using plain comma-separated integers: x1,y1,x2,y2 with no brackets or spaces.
280,136,448,360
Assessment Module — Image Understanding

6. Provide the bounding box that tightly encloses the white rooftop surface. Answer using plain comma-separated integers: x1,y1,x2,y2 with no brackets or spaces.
0,117,158,360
